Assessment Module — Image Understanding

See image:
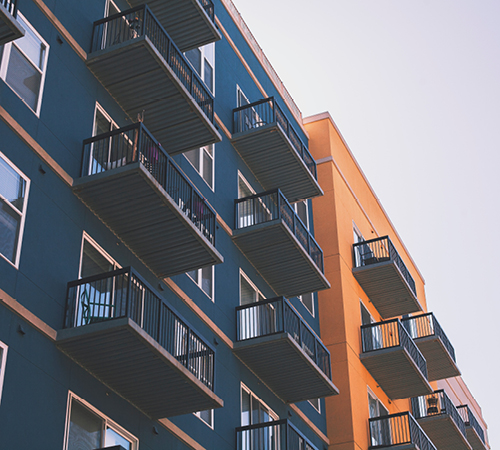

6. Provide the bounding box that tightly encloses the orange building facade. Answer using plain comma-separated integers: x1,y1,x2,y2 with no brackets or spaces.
304,112,490,450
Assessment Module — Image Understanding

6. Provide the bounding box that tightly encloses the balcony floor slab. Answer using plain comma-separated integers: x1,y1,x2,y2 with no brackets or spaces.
418,414,472,450
414,335,461,381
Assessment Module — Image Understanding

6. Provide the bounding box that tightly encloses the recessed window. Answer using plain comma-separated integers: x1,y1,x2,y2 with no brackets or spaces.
185,43,214,93
308,398,320,413
0,13,49,115
368,389,389,447
294,200,309,229
239,271,264,305
79,233,119,279
0,152,30,267
299,292,315,316
184,145,214,190
187,266,214,300
241,384,278,426
194,409,214,428
0,341,8,405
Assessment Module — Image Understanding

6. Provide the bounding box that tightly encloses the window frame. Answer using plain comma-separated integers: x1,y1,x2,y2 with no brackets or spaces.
0,12,49,116
194,409,214,429
307,398,321,413
0,151,30,268
184,144,215,191
299,292,315,317
187,265,214,301
239,270,265,306
293,200,309,229
241,383,278,426
79,232,120,279
0,341,8,405
185,43,215,94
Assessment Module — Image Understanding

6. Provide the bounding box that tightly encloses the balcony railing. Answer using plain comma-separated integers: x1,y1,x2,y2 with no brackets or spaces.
234,97,317,179
90,5,214,122
457,405,486,444
369,412,436,450
1,0,17,16
235,189,324,272
64,267,215,391
236,419,318,450
361,318,428,379
236,297,331,379
81,123,216,245
199,0,215,21
354,236,416,295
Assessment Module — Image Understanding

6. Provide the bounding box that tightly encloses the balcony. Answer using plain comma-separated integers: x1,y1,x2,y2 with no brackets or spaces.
233,297,339,403
353,236,422,318
457,405,488,450
57,267,224,418
233,190,330,298
236,419,319,450
369,412,437,450
360,319,432,400
126,0,220,51
411,390,472,450
401,313,460,381
87,6,221,155
0,0,24,45
232,98,322,202
72,123,223,278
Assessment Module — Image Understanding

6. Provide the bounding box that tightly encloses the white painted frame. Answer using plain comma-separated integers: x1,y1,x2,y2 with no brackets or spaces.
194,409,214,429
187,265,214,301
184,144,215,191
0,341,8,405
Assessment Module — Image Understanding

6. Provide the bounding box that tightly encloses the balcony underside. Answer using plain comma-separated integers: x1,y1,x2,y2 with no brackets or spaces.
73,163,223,277
417,415,472,450
353,261,422,319
233,333,339,403
231,124,322,202
360,346,432,400
465,427,487,450
57,317,224,418
370,444,419,450
127,0,221,51
233,221,330,298
414,336,460,381
87,37,221,155
0,5,24,46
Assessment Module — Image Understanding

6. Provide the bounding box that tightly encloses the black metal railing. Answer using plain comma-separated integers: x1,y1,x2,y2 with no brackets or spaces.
81,123,216,245
411,390,466,437
457,405,486,444
90,5,214,121
233,97,317,180
236,297,331,379
353,235,416,296
235,189,324,272
64,267,215,390
236,419,318,450
368,412,436,450
1,0,17,16
401,313,456,362
199,0,215,22
361,318,428,379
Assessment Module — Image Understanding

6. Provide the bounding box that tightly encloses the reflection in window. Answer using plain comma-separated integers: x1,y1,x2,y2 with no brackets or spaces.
187,266,214,300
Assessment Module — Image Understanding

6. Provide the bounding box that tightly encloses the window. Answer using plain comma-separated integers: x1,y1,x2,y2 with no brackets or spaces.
0,341,8,405
308,398,320,413
79,233,118,279
237,86,250,107
184,145,214,189
93,103,117,136
65,394,137,450
194,409,214,428
238,172,254,199
299,293,314,316
368,390,389,447
240,271,264,306
241,384,278,426
294,200,309,229
185,43,214,93
105,0,120,16
0,152,29,267
187,266,214,300
360,301,382,351
0,13,49,115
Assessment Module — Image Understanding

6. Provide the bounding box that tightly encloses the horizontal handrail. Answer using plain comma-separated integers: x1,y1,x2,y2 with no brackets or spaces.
64,267,215,390
401,313,456,362
236,296,331,379
353,235,416,296
411,390,466,438
236,419,318,450
1,0,17,16
457,405,486,444
361,318,428,379
235,189,324,272
81,122,216,245
233,97,317,180
368,412,436,450
90,5,214,121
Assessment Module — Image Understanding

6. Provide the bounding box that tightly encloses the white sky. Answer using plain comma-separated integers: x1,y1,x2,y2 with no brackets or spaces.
230,0,500,446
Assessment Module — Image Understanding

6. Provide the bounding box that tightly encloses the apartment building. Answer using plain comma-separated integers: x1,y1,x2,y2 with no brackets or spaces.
305,112,490,450
0,1,338,449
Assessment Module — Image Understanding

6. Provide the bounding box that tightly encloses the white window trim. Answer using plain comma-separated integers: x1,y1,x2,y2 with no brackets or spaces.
194,409,214,429
105,0,120,16
307,398,321,413
0,341,8,405
239,269,265,305
185,44,215,94
0,12,49,116
293,200,309,229
79,232,120,278
0,151,30,268
241,383,278,423
299,293,315,317
367,387,388,417
237,171,255,198
64,392,138,450
236,85,250,107
184,145,215,191
93,102,118,136
187,266,214,301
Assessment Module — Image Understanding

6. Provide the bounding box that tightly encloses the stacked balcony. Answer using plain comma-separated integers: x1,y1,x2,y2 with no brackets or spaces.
368,412,437,450
0,0,24,45
87,6,221,155
237,419,319,450
232,98,322,202
57,267,224,418
411,390,472,450
401,313,460,381
353,236,422,318
233,189,330,298
360,319,432,399
73,123,223,278
126,0,220,51
233,297,339,403
457,405,488,450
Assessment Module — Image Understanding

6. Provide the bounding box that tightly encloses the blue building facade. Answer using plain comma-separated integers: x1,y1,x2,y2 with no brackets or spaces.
0,1,337,449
